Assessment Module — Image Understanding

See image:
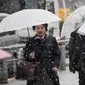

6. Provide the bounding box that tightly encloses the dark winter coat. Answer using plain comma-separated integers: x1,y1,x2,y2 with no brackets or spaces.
78,35,85,72
69,29,85,73
24,34,61,69
69,30,81,73
24,34,61,85
0,0,26,14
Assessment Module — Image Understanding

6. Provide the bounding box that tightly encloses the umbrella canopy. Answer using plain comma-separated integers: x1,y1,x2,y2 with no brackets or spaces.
0,13,9,22
61,5,85,38
0,13,9,17
0,9,61,33
77,21,85,35
0,49,12,59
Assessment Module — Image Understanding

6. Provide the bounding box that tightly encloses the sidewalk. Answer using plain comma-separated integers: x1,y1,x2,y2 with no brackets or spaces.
59,58,78,85
1,58,79,85
1,67,78,85
1,79,26,85
59,67,78,85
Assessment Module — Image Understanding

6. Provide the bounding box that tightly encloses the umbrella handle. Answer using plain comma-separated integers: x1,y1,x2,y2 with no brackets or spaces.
27,27,30,38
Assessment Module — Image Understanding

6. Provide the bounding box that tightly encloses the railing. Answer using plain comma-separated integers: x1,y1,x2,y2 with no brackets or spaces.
0,58,23,83
0,39,69,83
8,58,24,78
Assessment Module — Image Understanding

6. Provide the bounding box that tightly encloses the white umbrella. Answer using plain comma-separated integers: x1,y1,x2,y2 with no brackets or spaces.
61,5,85,38
77,21,85,35
0,13,9,22
0,9,61,33
0,13,9,17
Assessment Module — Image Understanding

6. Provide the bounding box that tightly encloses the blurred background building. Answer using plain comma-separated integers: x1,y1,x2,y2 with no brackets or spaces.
0,0,85,46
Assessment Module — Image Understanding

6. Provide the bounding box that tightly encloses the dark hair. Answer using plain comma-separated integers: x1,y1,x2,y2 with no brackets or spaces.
33,24,48,31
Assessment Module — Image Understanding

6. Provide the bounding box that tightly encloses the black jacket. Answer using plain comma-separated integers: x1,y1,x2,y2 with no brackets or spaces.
24,34,61,68
78,35,85,72
69,30,81,72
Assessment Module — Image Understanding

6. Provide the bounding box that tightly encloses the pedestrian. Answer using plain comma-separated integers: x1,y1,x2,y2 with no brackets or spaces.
69,23,85,85
24,23,61,85
77,34,85,85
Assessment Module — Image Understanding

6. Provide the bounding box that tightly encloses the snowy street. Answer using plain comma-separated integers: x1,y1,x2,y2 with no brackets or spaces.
2,67,78,85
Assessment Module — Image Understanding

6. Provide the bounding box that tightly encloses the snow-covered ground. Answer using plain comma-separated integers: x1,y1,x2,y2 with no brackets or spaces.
3,66,78,85
59,67,78,85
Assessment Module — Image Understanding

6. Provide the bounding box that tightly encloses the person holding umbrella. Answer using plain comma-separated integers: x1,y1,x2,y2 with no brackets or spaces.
24,23,61,85
69,21,85,85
